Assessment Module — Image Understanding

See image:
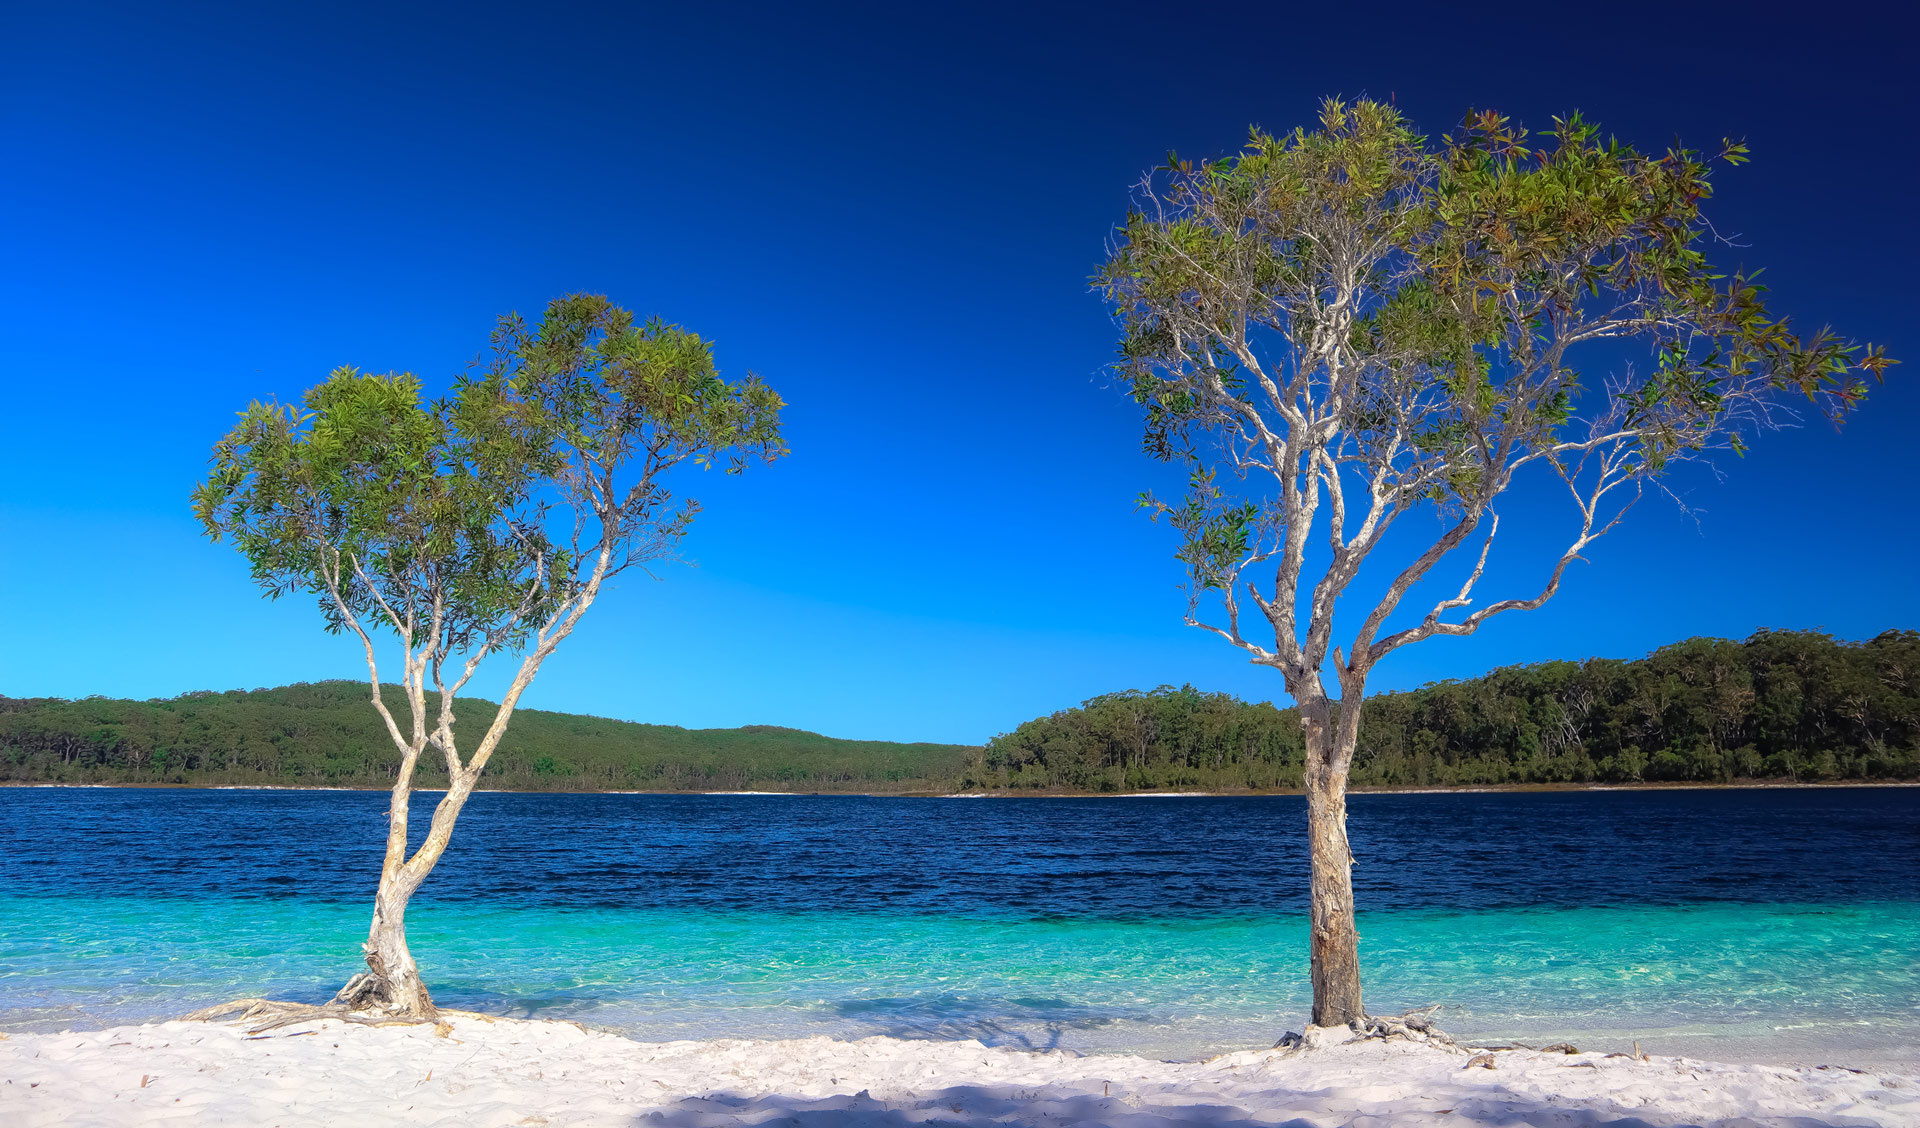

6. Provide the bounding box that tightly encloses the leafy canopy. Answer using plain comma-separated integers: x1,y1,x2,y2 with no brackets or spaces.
193,294,785,668
1097,100,1892,686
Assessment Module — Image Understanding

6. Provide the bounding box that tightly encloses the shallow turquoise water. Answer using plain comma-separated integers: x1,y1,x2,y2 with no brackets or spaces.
5,789,1915,1065
4,895,1914,1064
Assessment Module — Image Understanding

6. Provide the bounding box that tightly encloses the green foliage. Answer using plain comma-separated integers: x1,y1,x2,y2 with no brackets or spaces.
974,685,1307,792
7,631,1909,793
965,630,1920,791
0,681,974,792
192,296,785,659
189,295,786,797
1094,99,1895,681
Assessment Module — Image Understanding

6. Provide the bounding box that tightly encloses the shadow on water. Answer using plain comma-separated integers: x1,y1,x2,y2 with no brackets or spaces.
415,991,1142,1053
427,985,621,1020
829,994,1123,1052
619,1085,1848,1128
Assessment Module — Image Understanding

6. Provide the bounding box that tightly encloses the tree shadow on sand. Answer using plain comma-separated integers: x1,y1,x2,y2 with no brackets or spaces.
621,1084,1865,1128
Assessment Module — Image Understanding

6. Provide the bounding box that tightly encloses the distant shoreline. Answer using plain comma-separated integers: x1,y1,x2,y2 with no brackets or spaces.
3,779,1914,797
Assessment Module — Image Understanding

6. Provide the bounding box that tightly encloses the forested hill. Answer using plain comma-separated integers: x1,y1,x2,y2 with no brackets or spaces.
973,630,1920,792
3,630,1916,793
0,681,975,791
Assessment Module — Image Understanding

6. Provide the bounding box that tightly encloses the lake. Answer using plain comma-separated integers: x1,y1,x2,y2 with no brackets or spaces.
1,787,1914,1064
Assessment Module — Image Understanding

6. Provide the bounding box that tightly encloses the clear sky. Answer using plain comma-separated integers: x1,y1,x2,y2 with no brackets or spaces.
2,1,1912,744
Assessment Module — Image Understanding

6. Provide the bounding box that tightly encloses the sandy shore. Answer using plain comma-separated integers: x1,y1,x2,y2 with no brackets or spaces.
3,1015,1915,1127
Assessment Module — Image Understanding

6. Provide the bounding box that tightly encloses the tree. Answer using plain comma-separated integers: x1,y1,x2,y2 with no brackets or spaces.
1095,100,1891,1026
193,294,785,1019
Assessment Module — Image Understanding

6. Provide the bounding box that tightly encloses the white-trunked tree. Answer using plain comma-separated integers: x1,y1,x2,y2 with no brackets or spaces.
1096,100,1890,1027
194,294,785,1020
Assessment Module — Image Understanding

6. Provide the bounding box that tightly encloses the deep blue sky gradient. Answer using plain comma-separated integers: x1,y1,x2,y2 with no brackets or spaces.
2,1,1913,742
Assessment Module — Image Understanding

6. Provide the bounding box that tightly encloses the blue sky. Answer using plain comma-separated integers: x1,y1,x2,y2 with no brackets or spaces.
2,1,1912,744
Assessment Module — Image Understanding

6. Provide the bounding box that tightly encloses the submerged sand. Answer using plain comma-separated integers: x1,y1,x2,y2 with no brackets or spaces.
3,1014,1915,1127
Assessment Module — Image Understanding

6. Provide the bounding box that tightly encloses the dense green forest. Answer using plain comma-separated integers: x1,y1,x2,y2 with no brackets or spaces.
3,631,1915,793
0,681,973,791
971,630,1920,791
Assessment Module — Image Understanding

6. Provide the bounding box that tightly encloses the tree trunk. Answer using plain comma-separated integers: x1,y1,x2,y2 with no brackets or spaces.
337,871,436,1018
333,767,483,1020
1300,697,1364,1026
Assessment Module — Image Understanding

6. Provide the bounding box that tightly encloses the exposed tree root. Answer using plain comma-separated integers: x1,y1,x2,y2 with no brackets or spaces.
1352,1005,1453,1045
182,994,593,1042
330,971,434,1019
1271,1006,1608,1066
1276,1006,1593,1060
180,997,448,1036
1274,1005,1458,1049
183,965,450,1035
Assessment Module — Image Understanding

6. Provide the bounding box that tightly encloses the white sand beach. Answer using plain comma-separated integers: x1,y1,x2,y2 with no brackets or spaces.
3,1014,1914,1127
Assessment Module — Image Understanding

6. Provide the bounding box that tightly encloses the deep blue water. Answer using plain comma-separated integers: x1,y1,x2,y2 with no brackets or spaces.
0,787,1914,1062
2,787,1914,913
